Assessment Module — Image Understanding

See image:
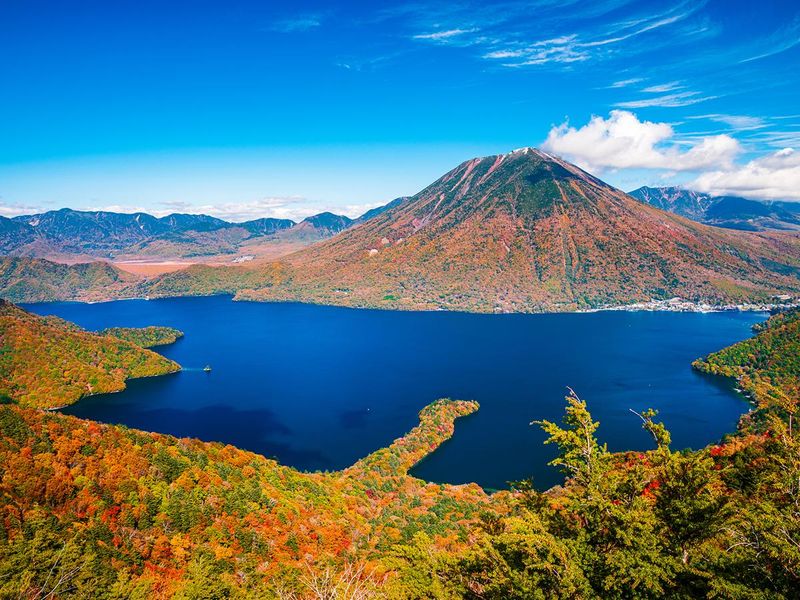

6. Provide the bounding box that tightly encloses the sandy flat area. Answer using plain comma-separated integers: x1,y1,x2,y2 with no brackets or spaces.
113,261,196,276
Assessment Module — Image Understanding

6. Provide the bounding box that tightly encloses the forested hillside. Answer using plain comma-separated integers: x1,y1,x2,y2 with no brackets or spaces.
101,326,184,348
694,309,800,406
0,257,136,303
0,397,490,598
0,301,180,408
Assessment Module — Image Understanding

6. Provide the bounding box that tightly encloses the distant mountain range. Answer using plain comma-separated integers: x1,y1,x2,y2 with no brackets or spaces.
1,150,799,309
0,207,378,260
629,186,800,232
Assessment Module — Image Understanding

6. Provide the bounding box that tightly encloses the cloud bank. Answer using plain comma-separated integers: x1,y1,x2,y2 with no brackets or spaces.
541,110,740,172
692,148,800,201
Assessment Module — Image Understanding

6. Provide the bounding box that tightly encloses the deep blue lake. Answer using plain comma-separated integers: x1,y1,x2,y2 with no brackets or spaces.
26,296,763,490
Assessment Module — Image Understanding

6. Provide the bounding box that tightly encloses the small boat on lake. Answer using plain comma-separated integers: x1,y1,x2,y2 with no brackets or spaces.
203,365,212,373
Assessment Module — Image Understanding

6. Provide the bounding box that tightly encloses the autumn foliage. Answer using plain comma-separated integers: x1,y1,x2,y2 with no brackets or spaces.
1,306,799,598
0,301,180,408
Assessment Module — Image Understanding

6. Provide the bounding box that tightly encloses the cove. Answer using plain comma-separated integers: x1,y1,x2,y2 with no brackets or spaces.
26,296,763,490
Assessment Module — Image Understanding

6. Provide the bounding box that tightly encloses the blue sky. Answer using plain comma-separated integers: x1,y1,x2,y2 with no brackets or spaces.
1,0,799,220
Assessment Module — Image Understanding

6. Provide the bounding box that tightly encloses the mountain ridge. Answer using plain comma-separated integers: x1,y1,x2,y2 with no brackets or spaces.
0,205,383,260
629,186,800,231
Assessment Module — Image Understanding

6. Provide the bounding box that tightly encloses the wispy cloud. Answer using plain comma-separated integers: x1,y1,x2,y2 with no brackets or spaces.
459,1,711,67
270,13,324,33
615,91,718,108
607,77,644,89
85,196,381,222
0,200,45,218
413,28,478,41
333,51,403,72
642,81,683,93
740,15,800,62
750,130,800,150
688,114,767,131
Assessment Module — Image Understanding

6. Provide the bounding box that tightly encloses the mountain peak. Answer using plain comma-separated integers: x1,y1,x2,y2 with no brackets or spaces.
505,146,551,159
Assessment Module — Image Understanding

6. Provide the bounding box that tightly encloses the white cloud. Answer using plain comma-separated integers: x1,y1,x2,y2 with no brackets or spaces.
642,81,683,93
84,197,309,222
541,110,740,172
475,3,709,68
0,201,44,218
753,130,800,149
607,77,644,88
483,49,524,59
343,202,384,217
85,204,158,215
740,16,800,62
84,196,383,222
692,148,800,200
413,28,478,41
688,114,767,131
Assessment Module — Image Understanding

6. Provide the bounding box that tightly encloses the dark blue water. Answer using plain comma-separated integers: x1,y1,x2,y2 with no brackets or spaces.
25,296,762,490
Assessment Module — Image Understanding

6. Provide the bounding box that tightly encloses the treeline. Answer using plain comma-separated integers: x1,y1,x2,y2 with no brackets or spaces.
694,308,799,407
101,326,184,348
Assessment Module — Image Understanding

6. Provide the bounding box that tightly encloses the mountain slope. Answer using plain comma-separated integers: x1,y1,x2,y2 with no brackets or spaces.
271,211,355,243
628,186,715,221
0,257,138,303
355,197,410,223
0,301,180,408
240,216,295,236
704,196,800,231
629,187,800,231
241,148,800,311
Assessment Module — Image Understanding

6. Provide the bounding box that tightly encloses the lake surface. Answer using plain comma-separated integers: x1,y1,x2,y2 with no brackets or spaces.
26,296,763,490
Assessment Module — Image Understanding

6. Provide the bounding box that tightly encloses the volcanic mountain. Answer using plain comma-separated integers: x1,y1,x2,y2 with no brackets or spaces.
241,148,800,311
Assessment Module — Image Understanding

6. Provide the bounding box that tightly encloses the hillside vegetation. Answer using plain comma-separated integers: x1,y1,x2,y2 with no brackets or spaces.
0,306,799,597
0,301,180,408
694,308,800,412
0,397,490,599
101,326,184,348
0,257,137,303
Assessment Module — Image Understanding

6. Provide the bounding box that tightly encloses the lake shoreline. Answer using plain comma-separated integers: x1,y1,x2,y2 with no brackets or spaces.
22,290,796,317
